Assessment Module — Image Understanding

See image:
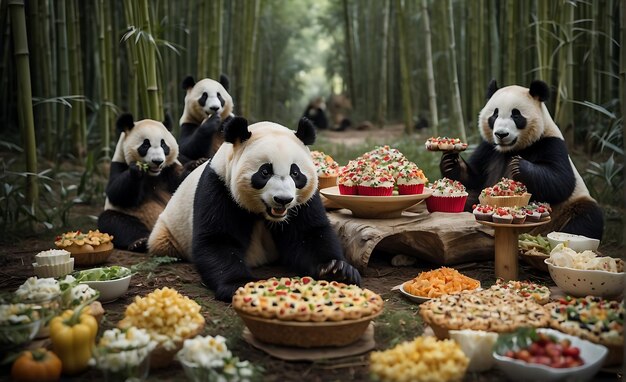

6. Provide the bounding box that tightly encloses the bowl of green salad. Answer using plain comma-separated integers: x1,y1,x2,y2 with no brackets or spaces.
73,266,133,303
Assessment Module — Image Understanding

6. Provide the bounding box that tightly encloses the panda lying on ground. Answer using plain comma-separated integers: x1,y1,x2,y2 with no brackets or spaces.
98,114,184,252
178,75,234,163
148,117,361,301
441,80,603,240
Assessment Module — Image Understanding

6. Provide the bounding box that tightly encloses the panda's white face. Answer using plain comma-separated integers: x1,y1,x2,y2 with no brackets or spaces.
213,122,317,222
478,85,545,153
121,120,179,176
182,79,233,124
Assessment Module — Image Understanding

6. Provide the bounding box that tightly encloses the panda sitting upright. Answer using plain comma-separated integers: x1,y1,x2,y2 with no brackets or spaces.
148,117,361,301
178,74,234,163
441,80,603,239
98,114,183,252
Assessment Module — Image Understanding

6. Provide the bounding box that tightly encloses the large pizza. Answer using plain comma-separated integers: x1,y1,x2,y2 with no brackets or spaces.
232,277,383,322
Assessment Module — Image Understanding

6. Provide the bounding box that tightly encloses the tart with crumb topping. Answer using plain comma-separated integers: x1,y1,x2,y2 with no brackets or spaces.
55,230,114,265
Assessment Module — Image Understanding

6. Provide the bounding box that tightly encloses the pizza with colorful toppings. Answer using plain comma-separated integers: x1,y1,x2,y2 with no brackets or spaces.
232,277,384,322
489,279,551,305
425,137,468,152
546,296,623,347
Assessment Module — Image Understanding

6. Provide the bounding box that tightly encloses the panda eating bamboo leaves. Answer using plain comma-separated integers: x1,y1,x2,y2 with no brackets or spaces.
98,114,184,252
441,80,603,239
178,75,234,163
148,117,361,301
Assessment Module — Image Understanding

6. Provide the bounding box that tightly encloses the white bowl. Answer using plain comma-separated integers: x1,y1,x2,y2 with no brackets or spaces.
493,328,608,382
82,274,132,303
547,232,600,252
544,258,624,298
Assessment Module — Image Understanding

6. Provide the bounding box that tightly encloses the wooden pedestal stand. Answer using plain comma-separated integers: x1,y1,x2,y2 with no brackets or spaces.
476,219,550,280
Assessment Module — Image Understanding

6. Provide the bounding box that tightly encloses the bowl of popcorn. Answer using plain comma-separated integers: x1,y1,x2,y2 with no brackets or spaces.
55,229,114,266
0,303,44,349
32,249,74,278
93,327,156,382
370,336,469,381
118,287,205,368
545,244,624,298
176,335,260,382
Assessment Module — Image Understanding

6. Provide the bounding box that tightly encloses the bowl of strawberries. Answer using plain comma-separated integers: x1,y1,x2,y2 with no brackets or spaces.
493,328,607,381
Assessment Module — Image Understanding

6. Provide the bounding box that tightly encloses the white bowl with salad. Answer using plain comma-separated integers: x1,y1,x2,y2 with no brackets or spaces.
73,266,133,303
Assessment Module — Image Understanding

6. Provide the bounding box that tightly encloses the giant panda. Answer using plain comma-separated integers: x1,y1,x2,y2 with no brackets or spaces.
98,113,183,252
178,75,234,163
148,117,361,301
441,80,604,239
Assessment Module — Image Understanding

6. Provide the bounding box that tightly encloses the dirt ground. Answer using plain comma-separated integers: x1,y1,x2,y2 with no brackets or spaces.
0,238,621,381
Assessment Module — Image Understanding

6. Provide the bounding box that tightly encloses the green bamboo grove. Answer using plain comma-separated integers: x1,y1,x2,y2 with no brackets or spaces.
0,0,624,220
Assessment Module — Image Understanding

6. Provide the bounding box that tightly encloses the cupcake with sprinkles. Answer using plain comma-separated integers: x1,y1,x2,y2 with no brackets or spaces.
358,168,394,196
426,178,468,213
396,163,428,195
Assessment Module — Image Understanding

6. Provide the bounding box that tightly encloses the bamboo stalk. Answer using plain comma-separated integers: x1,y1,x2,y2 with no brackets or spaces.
620,0,626,246
505,0,516,85
445,0,466,141
9,0,38,207
555,0,575,147
139,0,162,120
343,0,356,102
376,0,390,128
421,0,438,135
97,0,111,159
56,0,69,155
396,0,413,134
489,0,499,82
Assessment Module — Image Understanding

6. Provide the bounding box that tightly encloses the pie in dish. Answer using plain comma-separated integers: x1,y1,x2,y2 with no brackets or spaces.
489,279,551,305
55,229,114,253
419,289,549,335
232,277,383,322
545,296,623,347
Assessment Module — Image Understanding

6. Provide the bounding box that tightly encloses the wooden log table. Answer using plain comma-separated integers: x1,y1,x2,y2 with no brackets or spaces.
326,205,495,271
475,219,551,280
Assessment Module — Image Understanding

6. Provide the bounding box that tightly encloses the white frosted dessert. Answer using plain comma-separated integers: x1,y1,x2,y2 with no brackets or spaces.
35,249,71,265
448,329,498,372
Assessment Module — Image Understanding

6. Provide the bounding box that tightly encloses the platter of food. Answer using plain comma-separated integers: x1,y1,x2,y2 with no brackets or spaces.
232,277,384,348
475,217,551,228
425,137,468,152
399,267,480,303
320,186,431,218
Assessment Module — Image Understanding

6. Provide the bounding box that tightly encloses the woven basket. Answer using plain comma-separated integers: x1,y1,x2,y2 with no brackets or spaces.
235,309,381,348
68,242,114,266
149,323,205,369
479,193,531,208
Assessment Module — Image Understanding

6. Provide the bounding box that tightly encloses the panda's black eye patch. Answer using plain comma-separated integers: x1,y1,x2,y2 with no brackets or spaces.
217,92,225,107
488,108,498,130
290,164,307,189
511,108,527,129
251,163,273,189
138,139,151,157
161,139,170,156
199,92,208,107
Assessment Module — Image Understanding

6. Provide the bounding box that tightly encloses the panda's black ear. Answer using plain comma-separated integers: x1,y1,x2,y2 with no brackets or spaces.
182,76,195,91
486,79,499,100
162,112,172,131
219,74,230,91
116,113,135,133
224,116,251,144
529,80,550,102
296,117,316,146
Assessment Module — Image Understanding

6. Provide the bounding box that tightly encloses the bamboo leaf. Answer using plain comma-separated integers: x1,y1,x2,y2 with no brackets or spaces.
569,100,616,119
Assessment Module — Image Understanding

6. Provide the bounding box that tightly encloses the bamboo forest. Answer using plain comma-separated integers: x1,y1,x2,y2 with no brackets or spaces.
0,0,625,380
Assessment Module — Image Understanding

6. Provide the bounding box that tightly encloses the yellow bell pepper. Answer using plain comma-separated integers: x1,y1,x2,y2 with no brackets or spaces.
49,305,98,375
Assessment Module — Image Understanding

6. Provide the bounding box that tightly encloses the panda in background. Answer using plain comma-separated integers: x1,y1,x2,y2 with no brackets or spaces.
441,80,603,240
178,74,234,164
148,117,361,301
302,97,328,130
98,114,184,252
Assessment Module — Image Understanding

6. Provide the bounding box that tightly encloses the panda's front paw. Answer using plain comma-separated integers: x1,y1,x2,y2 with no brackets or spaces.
509,155,522,179
200,114,221,132
440,152,461,176
318,260,362,286
128,237,148,252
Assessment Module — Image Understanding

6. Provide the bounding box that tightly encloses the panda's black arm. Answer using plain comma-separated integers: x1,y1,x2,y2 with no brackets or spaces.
271,193,361,285
105,162,146,208
514,137,576,204
191,166,256,302
179,115,222,160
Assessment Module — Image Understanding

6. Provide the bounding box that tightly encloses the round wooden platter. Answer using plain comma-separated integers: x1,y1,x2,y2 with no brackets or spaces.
475,217,551,229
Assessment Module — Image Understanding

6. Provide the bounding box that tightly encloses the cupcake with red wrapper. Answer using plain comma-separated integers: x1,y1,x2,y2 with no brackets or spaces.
358,168,394,196
472,204,494,221
396,163,428,195
426,178,468,213
492,207,513,223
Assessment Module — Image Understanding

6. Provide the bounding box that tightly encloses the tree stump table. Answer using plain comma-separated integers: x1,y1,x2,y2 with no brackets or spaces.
475,219,551,280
